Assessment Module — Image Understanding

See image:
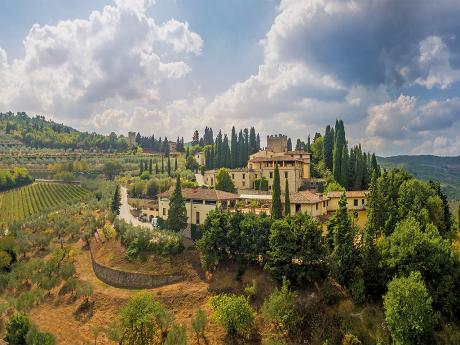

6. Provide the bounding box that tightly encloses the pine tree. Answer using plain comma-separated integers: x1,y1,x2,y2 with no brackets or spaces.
149,159,153,174
284,179,291,216
231,126,238,168
111,185,121,215
330,193,355,287
271,164,282,219
174,157,178,171
287,138,292,151
167,155,171,176
168,175,188,232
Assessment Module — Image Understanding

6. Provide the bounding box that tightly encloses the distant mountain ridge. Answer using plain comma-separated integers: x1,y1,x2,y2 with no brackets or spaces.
377,155,460,200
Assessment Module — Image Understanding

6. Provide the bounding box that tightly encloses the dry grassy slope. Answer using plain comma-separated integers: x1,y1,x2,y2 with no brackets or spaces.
28,241,277,345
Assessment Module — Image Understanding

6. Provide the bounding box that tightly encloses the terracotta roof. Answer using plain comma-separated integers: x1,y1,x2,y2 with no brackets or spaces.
289,190,327,204
158,188,239,201
249,156,307,163
327,191,368,198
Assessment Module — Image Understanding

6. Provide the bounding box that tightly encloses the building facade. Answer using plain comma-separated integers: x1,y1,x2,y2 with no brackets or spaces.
157,188,239,226
128,132,136,146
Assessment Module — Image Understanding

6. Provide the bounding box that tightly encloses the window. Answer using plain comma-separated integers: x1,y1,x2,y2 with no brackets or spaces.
316,203,319,210
284,171,288,178
362,199,365,205
354,199,358,206
196,212,200,225
193,200,203,205
242,181,245,187
242,173,245,179
255,174,258,178
211,178,214,185
205,200,217,205
295,204,301,213
232,174,235,179
162,208,166,216
269,172,273,179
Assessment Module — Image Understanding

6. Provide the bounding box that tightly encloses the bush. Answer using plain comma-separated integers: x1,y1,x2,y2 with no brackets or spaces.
25,325,56,345
191,308,207,341
164,323,187,345
6,314,31,345
350,276,365,305
210,293,255,337
244,279,257,301
342,333,362,345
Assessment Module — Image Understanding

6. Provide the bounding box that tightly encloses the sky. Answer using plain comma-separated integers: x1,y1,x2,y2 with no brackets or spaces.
1,0,460,156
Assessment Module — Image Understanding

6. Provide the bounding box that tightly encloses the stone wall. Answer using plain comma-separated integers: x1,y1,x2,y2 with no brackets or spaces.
90,249,182,289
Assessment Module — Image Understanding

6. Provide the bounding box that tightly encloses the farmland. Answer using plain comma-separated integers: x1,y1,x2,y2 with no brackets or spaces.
0,182,89,226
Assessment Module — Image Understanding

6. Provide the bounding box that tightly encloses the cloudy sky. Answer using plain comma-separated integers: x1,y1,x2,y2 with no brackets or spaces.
1,0,460,156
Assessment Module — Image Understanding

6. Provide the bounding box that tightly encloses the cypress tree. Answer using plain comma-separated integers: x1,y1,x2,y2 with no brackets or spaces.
330,193,355,287
161,155,164,173
244,128,249,163
287,138,292,151
155,161,159,174
458,203,460,230
168,175,188,232
370,153,380,177
144,160,148,172
271,164,282,219
139,160,144,175
111,185,121,215
354,145,364,190
256,133,261,150
284,179,291,216
362,152,370,189
231,126,238,168
223,134,231,168
167,155,171,176
215,130,223,168
323,125,334,170
333,120,346,183
237,130,244,167
149,159,153,174
306,135,311,152
295,139,303,151
186,146,190,158
340,146,349,188
249,127,257,154
174,157,178,171
348,147,356,190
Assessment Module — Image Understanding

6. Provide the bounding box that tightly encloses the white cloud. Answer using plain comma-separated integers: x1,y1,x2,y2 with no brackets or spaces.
0,0,202,120
414,36,460,89
412,136,460,155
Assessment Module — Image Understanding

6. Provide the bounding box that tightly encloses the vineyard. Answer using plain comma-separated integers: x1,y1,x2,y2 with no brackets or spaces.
0,182,89,226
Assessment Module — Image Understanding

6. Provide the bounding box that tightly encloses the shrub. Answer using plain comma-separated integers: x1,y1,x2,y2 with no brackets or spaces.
25,325,56,345
164,323,187,345
244,279,257,302
210,293,255,337
342,333,362,345
6,314,31,345
191,308,207,341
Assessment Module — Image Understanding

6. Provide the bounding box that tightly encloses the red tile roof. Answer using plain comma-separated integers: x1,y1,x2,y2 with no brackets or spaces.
158,188,239,201
289,190,327,204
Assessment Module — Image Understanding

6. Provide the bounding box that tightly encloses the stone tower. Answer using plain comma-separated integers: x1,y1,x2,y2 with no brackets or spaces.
267,134,288,153
128,131,136,146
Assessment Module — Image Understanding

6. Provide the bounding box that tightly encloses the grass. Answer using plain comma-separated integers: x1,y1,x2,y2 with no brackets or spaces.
0,182,89,226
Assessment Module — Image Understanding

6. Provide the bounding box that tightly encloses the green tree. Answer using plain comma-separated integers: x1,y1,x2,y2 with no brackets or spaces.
174,157,178,171
164,323,187,345
340,145,349,188
333,120,346,182
210,293,255,337
161,155,164,173
26,325,56,345
6,314,31,345
103,161,122,180
111,185,121,215
384,271,434,345
149,159,152,174
330,194,355,287
271,164,282,219
167,175,188,232
191,308,207,344
323,125,334,170
167,155,171,176
284,179,290,216
215,168,236,193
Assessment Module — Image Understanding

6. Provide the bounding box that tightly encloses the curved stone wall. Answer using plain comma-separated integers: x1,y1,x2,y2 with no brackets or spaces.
90,250,182,289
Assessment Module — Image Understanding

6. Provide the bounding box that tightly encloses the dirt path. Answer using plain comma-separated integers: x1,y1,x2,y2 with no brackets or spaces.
118,186,152,229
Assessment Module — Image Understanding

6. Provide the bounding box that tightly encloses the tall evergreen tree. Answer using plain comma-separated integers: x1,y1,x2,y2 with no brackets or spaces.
306,135,311,152
149,159,153,174
155,161,159,174
429,181,452,236
161,155,164,173
167,155,171,176
237,130,244,167
215,130,223,168
284,179,291,216
168,175,188,232
243,128,249,163
271,164,282,219
348,147,356,190
354,145,364,190
287,138,292,151
231,126,238,168
340,145,349,188
144,160,148,173
295,139,303,151
333,120,346,183
330,193,355,287
256,133,261,150
249,127,257,154
139,160,144,175
186,146,190,158
223,134,231,168
370,153,380,177
174,157,178,171
111,185,121,215
192,130,199,146
323,125,334,170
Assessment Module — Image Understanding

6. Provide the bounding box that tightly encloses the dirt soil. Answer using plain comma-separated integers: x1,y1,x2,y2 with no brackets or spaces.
28,240,276,345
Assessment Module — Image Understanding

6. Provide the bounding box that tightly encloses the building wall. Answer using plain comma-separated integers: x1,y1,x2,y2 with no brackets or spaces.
128,132,136,146
289,201,328,218
267,134,288,153
158,197,218,225
326,196,367,212
194,152,205,165
229,171,254,190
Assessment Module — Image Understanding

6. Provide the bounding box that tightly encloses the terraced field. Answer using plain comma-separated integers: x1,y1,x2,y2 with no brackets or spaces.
0,182,89,226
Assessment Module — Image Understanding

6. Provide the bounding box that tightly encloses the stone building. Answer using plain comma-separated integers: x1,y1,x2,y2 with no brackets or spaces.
128,131,136,146
267,134,288,153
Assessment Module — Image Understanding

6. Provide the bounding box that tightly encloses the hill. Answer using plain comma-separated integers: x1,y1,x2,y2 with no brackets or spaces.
377,155,460,200
0,111,129,151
